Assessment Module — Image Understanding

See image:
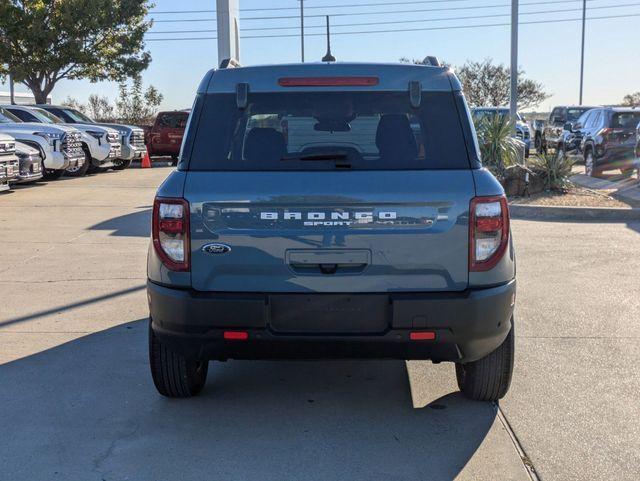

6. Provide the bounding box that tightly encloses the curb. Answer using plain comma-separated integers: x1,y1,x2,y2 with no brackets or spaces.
509,204,640,221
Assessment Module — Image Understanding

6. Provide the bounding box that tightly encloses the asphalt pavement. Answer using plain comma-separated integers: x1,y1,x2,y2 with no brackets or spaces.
0,165,637,481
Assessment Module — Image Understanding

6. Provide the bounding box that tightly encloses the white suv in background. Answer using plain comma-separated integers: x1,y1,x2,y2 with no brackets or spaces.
0,107,84,180
2,105,121,177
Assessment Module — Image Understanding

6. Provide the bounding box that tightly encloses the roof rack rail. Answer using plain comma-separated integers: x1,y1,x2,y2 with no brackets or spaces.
219,58,241,69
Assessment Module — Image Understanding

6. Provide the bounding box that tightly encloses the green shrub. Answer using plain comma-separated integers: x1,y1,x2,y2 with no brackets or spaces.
529,152,575,191
475,114,522,179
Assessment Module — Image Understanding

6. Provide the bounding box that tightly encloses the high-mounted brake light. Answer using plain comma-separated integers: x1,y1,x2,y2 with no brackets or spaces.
152,197,190,272
469,196,510,272
278,77,379,87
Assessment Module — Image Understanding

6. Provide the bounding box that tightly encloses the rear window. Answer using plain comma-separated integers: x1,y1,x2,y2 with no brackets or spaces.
567,108,592,122
187,91,470,171
612,112,640,129
158,113,188,128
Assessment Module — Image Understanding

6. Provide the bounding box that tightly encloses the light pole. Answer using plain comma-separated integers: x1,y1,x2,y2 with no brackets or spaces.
579,0,586,105
300,0,305,62
9,72,15,105
509,0,518,130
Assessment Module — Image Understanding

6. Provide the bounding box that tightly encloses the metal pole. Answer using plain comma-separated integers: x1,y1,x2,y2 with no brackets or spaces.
300,0,305,62
9,72,15,105
509,0,518,130
579,0,586,105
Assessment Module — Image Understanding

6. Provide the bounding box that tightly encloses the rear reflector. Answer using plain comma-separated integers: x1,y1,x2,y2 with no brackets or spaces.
278,76,379,87
410,331,436,341
224,331,249,340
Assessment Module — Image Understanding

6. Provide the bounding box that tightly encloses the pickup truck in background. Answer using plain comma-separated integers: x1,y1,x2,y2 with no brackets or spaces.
144,110,190,164
541,105,597,159
36,105,147,171
2,105,121,176
0,133,18,192
0,107,84,180
13,141,43,184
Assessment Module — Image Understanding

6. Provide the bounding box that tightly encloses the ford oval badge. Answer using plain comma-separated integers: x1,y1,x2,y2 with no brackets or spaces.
202,243,231,255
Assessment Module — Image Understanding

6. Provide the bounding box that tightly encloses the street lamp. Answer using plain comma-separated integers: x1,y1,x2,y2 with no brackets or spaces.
510,0,518,129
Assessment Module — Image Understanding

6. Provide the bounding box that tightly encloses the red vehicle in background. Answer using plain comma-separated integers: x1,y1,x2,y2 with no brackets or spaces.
144,110,189,164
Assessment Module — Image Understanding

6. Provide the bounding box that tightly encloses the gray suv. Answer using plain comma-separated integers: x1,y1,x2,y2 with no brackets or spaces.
147,62,516,401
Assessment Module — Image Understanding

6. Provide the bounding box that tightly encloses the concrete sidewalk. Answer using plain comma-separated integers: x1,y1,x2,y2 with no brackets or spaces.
571,172,640,206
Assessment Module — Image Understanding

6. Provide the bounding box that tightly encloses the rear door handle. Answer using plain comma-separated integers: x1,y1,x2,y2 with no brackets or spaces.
286,249,371,274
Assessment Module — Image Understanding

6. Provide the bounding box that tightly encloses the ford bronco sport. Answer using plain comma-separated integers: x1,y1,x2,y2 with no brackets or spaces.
147,62,516,401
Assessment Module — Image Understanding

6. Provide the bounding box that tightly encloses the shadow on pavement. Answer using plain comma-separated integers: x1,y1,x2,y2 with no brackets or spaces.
89,209,152,237
0,319,496,481
0,285,146,329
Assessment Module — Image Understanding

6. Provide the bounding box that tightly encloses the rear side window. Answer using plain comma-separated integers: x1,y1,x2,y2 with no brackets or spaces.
187,91,470,171
158,113,188,128
612,112,640,129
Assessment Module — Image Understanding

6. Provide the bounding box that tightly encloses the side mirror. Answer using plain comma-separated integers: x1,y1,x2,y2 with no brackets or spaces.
564,122,574,132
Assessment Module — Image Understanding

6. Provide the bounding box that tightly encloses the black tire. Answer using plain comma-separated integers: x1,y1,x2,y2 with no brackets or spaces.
149,320,208,398
65,149,91,177
42,162,65,180
534,133,542,151
171,154,179,166
455,321,514,402
585,149,600,177
112,158,132,171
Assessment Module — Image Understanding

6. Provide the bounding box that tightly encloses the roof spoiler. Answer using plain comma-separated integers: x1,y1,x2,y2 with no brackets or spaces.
219,58,241,69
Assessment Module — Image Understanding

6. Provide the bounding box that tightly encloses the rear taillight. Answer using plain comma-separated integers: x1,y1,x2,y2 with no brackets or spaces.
152,197,190,272
469,195,510,272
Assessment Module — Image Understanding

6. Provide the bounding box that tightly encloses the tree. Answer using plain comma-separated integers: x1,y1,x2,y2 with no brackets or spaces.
0,0,152,104
86,95,116,122
455,59,550,109
116,76,163,125
61,96,87,114
622,92,640,107
400,57,550,109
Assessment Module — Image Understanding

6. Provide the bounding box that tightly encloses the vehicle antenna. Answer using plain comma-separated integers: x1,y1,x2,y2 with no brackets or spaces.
321,15,336,63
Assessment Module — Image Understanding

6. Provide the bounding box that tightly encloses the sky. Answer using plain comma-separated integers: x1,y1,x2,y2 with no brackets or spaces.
2,0,640,112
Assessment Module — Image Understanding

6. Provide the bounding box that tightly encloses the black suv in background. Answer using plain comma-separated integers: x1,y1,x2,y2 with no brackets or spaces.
542,105,597,158
576,107,640,177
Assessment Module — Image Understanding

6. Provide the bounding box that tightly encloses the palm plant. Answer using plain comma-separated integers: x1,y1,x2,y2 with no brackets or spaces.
475,114,522,179
529,151,575,191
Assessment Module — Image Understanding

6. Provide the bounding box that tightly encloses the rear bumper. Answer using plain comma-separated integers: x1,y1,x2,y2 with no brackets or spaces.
596,145,637,167
148,279,516,363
